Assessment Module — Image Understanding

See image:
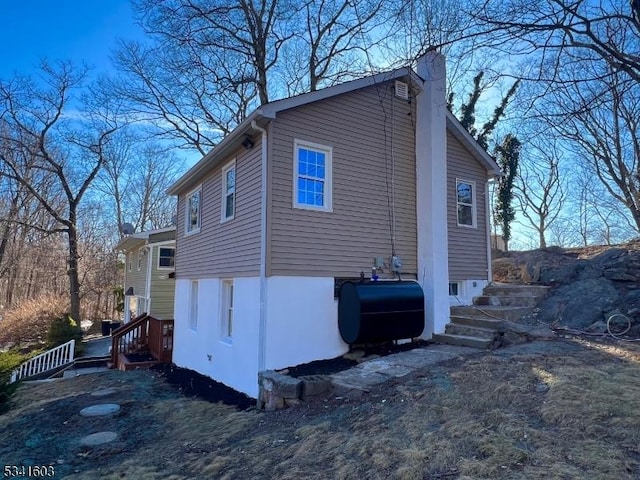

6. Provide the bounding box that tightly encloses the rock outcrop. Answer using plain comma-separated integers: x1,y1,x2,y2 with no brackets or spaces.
492,241,640,333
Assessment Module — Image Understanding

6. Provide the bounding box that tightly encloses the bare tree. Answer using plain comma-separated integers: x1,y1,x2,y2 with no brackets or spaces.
470,0,640,83
570,163,636,246
537,66,640,232
515,142,566,248
0,61,120,321
93,129,181,236
468,1,640,238
294,0,386,93
109,0,392,153
107,39,248,154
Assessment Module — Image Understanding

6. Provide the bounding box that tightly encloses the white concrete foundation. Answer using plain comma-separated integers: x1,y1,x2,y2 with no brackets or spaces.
172,275,346,398
265,276,348,371
449,279,489,306
172,277,261,397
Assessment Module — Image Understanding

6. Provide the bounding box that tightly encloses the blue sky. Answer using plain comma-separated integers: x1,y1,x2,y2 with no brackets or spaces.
0,0,143,79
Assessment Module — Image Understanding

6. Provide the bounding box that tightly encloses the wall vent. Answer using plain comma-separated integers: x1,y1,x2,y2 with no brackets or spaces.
394,81,409,100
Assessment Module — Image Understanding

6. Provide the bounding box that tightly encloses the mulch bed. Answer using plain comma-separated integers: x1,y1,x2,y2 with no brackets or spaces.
153,364,255,411
153,339,428,409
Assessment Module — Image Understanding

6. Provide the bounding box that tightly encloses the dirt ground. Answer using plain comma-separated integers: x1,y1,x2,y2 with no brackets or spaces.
2,337,640,479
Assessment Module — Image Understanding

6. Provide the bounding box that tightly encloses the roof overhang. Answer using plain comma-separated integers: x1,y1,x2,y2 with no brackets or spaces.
115,235,147,252
114,226,176,252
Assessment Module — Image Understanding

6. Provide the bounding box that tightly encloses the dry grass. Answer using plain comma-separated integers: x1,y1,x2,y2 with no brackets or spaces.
2,339,640,479
0,295,68,346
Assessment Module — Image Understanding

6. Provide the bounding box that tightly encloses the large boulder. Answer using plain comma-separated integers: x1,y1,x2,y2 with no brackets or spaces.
534,278,620,329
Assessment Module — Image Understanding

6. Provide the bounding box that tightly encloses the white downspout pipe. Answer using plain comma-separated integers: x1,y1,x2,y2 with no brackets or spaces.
486,179,493,284
252,120,268,372
144,245,153,315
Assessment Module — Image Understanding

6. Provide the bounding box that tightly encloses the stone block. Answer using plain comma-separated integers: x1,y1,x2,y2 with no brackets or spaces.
299,375,332,400
259,370,302,399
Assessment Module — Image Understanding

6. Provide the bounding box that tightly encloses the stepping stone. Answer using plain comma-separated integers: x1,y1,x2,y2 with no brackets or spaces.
357,359,414,377
90,387,117,397
79,431,118,446
79,403,121,417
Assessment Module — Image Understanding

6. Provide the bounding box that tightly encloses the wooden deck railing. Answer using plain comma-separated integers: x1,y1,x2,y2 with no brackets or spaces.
148,318,174,363
110,313,174,369
10,339,75,383
111,313,150,369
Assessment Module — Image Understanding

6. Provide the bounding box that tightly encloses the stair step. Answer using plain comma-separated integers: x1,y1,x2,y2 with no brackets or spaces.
473,295,539,307
483,283,550,297
450,315,504,330
74,356,110,368
451,305,532,322
445,323,500,339
431,333,493,349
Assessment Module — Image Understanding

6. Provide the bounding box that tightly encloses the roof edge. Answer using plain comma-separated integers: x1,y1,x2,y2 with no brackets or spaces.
446,111,502,176
167,110,263,195
167,67,423,196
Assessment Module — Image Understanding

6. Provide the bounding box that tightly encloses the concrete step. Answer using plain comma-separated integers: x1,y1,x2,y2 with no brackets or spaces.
431,333,493,349
450,315,504,330
473,295,539,307
451,305,533,322
483,283,550,298
445,322,500,339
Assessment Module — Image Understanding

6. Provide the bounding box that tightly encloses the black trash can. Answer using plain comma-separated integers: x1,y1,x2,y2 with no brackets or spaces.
110,321,122,333
101,320,112,336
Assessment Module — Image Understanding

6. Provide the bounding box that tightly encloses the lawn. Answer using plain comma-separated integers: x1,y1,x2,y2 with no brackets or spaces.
1,338,639,479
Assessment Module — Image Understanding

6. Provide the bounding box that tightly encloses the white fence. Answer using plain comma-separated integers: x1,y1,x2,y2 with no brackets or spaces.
9,339,75,383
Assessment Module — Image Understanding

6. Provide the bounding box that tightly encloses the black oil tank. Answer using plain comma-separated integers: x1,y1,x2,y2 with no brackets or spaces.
338,281,425,344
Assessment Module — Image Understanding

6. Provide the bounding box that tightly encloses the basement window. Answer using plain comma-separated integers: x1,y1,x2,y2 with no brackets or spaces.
220,279,234,344
448,282,460,296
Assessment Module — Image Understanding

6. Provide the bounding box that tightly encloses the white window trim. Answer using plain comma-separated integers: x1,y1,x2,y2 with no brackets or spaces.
157,246,176,270
189,280,198,332
137,249,144,271
185,185,202,235
292,139,333,212
456,178,477,228
220,279,234,345
221,159,236,223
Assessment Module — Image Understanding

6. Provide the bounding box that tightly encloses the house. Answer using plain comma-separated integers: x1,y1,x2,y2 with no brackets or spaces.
167,53,501,398
115,227,176,323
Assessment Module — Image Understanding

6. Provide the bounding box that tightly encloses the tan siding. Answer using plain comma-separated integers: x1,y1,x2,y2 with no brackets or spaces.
269,83,417,277
125,249,148,296
149,245,176,319
175,138,262,278
447,131,490,280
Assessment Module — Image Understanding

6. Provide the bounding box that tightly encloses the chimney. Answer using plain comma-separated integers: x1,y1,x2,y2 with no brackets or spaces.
415,51,450,338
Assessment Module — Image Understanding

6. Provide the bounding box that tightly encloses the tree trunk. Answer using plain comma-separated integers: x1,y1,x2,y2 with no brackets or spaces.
67,219,82,322
539,231,547,249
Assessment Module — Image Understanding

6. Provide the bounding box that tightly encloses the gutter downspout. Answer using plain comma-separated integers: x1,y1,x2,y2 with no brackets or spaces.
145,245,153,315
486,179,494,283
252,120,268,373
123,253,130,323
